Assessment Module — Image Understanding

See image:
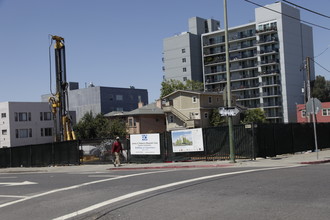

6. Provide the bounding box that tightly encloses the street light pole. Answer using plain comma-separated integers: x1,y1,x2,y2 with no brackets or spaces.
224,0,235,163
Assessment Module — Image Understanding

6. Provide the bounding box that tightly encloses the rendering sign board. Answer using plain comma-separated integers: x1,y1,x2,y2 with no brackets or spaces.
130,133,160,155
171,128,204,153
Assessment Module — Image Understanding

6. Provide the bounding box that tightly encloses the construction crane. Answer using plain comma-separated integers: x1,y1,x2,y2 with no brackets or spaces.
48,35,76,142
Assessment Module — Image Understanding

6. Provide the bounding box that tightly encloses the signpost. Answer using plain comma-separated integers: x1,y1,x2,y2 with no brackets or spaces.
219,107,240,117
306,98,322,160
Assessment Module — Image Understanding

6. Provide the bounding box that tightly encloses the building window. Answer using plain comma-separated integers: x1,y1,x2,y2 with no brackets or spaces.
192,96,197,103
116,107,124,111
182,48,186,53
109,94,114,101
41,128,52,137
183,67,187,72
301,110,306,118
208,96,212,104
128,118,136,127
322,108,330,116
2,129,7,135
1,113,6,118
183,77,187,81
15,128,32,138
40,112,52,121
182,58,186,63
169,115,174,123
204,112,208,119
116,95,123,101
15,112,31,122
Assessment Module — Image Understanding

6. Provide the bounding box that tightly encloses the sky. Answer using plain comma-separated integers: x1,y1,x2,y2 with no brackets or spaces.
0,0,329,103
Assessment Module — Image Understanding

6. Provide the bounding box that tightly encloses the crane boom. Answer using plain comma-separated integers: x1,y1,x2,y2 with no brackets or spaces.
49,35,76,142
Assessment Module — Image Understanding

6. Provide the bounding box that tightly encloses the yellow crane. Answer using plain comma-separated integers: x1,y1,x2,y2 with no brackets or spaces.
49,35,76,142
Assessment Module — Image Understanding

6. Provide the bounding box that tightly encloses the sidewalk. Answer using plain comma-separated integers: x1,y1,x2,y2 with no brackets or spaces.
1,149,330,173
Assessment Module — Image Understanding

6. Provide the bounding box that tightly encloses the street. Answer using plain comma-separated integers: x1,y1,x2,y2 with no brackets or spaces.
0,164,330,220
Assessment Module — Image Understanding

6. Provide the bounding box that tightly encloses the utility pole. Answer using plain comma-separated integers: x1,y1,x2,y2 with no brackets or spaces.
306,56,311,122
224,0,235,163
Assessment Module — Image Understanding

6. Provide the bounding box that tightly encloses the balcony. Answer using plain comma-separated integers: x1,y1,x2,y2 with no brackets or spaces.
259,69,280,76
256,26,277,34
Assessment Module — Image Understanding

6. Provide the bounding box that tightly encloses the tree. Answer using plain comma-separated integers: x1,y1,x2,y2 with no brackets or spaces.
109,118,127,139
74,112,111,139
241,108,266,124
311,75,330,102
209,108,226,127
160,79,204,98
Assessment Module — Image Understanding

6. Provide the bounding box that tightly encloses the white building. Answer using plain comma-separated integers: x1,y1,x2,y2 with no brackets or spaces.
202,2,314,122
0,102,54,148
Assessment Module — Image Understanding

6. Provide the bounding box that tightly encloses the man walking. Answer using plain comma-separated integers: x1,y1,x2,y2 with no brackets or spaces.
111,137,122,167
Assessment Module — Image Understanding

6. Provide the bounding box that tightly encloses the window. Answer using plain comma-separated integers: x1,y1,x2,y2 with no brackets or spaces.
15,112,31,122
41,128,52,137
116,95,123,101
40,112,52,121
2,129,7,135
1,113,6,118
128,118,136,127
192,96,197,103
15,128,32,138
208,96,212,104
301,110,306,118
182,48,186,53
183,77,187,81
116,107,124,111
109,94,114,101
169,115,174,123
182,58,186,63
183,67,187,72
322,108,330,116
204,112,208,119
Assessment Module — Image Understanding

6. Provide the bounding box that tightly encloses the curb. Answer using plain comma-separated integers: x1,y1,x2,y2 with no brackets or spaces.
300,159,330,165
108,164,234,171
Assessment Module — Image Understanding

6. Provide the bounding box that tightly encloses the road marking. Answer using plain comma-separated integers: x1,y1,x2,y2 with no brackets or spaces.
88,175,120,178
0,181,37,186
0,170,172,209
0,195,27,198
53,165,303,220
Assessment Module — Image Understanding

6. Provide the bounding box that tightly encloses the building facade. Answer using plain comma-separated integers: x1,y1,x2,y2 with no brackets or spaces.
106,101,166,135
0,102,54,148
202,2,314,123
42,82,149,122
163,17,220,83
161,90,239,131
297,102,330,123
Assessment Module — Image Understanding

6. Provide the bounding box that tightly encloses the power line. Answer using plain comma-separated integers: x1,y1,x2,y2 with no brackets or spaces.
244,0,330,31
310,57,330,74
282,0,330,19
314,46,330,59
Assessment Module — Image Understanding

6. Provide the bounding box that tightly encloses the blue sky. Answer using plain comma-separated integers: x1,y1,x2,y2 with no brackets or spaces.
1,0,329,103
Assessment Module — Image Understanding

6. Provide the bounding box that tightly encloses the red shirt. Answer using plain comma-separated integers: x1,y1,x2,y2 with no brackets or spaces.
111,140,122,153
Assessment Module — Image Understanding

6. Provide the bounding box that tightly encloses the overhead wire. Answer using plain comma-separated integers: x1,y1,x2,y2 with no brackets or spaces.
244,0,330,31
310,58,330,74
282,0,330,19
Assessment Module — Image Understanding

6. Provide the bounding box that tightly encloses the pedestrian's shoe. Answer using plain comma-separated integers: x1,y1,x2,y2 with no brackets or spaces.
113,163,116,167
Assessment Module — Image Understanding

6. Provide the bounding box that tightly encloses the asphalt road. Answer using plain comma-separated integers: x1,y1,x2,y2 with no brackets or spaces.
1,164,330,220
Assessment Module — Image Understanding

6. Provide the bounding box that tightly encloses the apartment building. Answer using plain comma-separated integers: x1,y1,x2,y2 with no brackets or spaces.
163,17,220,83
202,2,314,122
0,102,54,148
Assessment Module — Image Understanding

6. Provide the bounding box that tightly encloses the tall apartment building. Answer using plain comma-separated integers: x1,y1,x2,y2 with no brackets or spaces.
0,102,53,148
43,82,149,122
202,2,314,122
163,17,220,82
